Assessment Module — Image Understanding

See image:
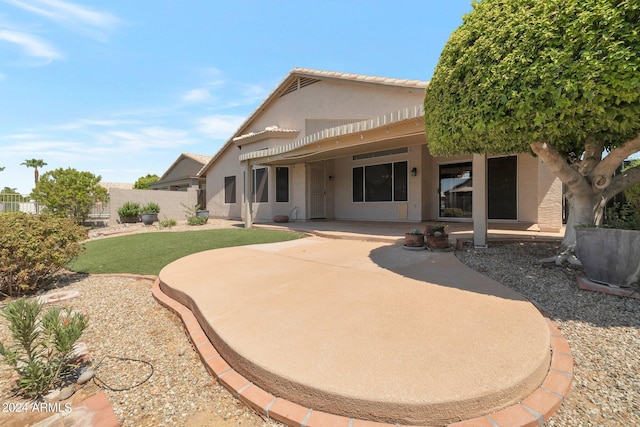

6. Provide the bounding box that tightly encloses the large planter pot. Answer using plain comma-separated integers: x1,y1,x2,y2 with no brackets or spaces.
141,213,158,225
575,227,640,287
404,233,425,247
426,234,450,250
119,215,139,224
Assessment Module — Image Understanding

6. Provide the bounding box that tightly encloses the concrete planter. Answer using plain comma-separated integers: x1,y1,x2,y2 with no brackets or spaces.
141,213,157,225
575,227,640,287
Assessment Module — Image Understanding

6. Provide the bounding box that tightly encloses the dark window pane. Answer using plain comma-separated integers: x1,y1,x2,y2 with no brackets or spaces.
353,167,363,202
224,176,236,204
439,162,472,217
393,162,408,201
365,163,392,202
276,167,289,202
488,156,517,220
253,168,268,203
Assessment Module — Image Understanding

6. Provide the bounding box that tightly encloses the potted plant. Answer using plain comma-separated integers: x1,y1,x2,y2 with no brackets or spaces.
425,224,450,250
404,228,425,248
117,202,140,223
575,202,640,288
141,202,160,225
182,203,208,226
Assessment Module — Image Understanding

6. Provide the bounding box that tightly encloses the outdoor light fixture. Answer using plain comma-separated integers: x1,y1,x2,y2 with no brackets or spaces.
328,175,335,181
411,167,417,176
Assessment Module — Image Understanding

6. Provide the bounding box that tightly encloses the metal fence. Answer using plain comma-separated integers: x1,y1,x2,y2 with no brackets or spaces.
0,193,110,221
0,193,36,214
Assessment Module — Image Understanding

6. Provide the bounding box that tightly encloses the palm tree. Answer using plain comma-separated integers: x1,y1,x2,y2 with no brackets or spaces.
22,159,47,214
21,159,47,188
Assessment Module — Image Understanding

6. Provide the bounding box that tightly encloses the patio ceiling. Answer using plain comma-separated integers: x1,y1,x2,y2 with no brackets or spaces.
238,105,427,165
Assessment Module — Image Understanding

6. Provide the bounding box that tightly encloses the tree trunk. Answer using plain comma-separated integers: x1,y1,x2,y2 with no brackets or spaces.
562,191,603,249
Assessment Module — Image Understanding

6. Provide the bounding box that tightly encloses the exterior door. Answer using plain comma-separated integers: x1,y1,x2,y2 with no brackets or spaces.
309,166,326,219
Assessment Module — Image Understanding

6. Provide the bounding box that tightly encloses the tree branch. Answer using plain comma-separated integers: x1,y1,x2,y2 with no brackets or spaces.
577,136,604,176
592,133,640,178
530,141,591,196
603,163,640,202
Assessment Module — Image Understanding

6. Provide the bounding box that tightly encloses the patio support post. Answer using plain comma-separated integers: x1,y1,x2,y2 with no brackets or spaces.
243,160,253,229
472,153,488,248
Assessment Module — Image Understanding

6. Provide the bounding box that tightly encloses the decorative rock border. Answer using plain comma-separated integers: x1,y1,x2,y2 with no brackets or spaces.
152,278,574,427
577,275,640,299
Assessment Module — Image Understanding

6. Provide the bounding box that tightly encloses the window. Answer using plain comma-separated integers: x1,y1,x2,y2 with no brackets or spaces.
439,162,473,218
253,168,268,203
224,176,236,204
276,167,289,202
352,161,408,202
439,157,518,219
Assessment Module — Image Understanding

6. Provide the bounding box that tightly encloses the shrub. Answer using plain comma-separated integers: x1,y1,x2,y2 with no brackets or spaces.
0,299,88,398
141,202,160,214
623,160,640,212
187,215,208,226
159,218,176,228
30,168,109,224
604,202,640,231
117,202,140,222
0,213,86,297
182,203,208,226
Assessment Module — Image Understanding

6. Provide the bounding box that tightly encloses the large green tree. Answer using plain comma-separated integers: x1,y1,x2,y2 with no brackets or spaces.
133,173,159,190
31,168,109,224
424,0,640,250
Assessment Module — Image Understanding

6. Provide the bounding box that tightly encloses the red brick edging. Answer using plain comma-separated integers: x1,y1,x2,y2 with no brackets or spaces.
152,278,573,427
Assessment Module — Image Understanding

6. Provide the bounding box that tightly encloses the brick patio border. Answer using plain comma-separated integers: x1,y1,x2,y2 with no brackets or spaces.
152,278,573,427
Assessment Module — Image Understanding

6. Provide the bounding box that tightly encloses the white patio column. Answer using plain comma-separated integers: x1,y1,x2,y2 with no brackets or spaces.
243,160,253,229
472,153,488,248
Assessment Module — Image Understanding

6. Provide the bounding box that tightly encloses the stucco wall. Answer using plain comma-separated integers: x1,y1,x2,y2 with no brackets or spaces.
205,147,243,219
108,187,198,225
332,145,423,221
239,80,424,145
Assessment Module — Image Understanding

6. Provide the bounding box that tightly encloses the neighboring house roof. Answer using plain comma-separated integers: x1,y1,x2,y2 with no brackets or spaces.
199,68,429,176
159,152,212,181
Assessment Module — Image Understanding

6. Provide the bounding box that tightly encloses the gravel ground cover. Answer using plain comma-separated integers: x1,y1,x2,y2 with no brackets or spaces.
1,223,637,426
457,241,640,426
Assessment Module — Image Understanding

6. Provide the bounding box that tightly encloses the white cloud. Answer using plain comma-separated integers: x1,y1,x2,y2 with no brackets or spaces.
104,126,194,150
197,115,245,140
0,29,62,60
3,0,121,40
183,88,210,103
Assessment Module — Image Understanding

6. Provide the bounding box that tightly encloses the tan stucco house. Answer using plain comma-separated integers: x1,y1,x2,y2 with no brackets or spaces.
151,152,212,208
199,68,563,236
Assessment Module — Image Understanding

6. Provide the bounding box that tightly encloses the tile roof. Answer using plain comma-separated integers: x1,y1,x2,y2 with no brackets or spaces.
290,68,428,89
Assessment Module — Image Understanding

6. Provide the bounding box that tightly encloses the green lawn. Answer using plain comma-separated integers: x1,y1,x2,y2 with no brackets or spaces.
68,228,305,275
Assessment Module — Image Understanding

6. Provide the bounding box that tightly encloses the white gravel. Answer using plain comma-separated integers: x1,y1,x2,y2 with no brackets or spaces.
457,241,640,426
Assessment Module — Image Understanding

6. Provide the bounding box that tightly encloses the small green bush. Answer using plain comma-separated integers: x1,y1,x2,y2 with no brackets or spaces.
159,218,177,228
0,213,86,297
605,202,640,231
141,202,160,214
0,299,88,398
187,215,208,226
117,201,140,217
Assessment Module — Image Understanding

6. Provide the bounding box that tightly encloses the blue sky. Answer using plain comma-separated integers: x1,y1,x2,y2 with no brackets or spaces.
0,1,473,193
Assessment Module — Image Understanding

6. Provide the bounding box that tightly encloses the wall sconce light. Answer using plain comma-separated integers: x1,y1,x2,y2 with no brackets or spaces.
410,167,417,177
328,175,335,181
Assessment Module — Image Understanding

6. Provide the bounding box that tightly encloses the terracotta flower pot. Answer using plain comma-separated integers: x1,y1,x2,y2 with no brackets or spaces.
404,233,425,247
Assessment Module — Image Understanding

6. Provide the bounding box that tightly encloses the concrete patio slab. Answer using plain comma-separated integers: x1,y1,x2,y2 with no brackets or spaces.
157,236,562,426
